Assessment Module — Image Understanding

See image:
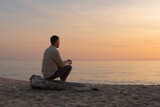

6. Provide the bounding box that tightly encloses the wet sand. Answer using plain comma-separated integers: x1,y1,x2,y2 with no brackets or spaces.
0,76,160,107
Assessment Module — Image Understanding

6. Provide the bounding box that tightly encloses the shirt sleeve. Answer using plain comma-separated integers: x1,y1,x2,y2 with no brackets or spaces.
52,50,66,68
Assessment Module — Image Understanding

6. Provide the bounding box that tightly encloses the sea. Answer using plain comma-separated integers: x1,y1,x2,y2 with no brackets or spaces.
0,60,160,85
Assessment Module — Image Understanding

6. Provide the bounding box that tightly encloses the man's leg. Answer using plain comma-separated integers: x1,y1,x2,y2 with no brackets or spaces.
59,65,72,81
47,65,72,81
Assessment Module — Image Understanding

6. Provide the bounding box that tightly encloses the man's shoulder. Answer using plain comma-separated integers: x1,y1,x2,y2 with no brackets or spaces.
46,45,58,54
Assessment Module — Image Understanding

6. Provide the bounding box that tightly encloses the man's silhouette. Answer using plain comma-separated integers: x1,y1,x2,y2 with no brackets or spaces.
41,35,72,81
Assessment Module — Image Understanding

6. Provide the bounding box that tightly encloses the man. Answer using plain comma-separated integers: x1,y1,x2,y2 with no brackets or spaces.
41,35,72,81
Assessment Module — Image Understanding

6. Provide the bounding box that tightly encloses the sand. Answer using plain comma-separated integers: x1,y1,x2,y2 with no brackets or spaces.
0,77,160,107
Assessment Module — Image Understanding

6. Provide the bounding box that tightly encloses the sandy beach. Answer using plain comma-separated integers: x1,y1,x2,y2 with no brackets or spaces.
0,77,160,107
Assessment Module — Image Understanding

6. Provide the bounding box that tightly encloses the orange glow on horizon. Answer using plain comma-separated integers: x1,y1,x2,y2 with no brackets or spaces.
0,0,160,60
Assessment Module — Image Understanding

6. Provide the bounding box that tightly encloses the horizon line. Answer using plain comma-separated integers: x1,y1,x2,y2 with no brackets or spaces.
0,58,160,61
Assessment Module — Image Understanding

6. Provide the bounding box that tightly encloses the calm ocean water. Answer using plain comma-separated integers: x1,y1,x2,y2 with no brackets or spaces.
0,60,160,85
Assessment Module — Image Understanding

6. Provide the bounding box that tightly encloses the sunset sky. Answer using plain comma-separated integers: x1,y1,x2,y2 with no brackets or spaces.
0,0,160,60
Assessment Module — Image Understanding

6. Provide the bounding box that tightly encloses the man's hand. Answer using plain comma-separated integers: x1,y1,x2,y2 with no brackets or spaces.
64,59,72,66
66,59,72,64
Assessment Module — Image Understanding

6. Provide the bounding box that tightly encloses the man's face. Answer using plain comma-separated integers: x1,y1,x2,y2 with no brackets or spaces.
56,39,60,48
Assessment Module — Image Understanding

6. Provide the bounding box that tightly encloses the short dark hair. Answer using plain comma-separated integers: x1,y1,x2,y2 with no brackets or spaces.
50,35,59,45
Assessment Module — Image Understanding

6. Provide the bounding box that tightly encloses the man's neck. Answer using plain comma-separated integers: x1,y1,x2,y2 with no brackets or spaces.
51,45,57,48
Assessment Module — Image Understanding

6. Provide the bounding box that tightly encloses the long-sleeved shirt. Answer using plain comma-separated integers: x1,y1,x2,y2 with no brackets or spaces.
41,45,66,78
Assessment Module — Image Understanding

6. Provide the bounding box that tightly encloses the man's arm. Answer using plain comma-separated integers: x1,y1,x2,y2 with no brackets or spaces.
52,50,66,68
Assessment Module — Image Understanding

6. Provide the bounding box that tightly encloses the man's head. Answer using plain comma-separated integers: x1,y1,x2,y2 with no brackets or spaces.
50,35,60,48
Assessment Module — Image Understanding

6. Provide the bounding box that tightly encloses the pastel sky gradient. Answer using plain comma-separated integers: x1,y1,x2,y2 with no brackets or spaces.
0,0,160,60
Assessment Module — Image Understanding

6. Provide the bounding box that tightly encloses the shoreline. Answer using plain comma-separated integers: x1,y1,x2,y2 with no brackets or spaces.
0,76,160,107
1,76,159,86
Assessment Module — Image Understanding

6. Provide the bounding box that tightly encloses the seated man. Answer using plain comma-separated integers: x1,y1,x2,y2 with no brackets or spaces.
41,35,72,81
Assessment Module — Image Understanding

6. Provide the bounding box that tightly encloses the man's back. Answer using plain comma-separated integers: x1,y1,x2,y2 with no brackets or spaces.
41,45,65,78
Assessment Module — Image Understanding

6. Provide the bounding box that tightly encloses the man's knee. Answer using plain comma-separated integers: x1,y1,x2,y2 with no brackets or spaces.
65,65,72,71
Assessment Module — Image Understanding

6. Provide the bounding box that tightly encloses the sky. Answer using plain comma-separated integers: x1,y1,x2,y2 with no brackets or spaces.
0,0,160,60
